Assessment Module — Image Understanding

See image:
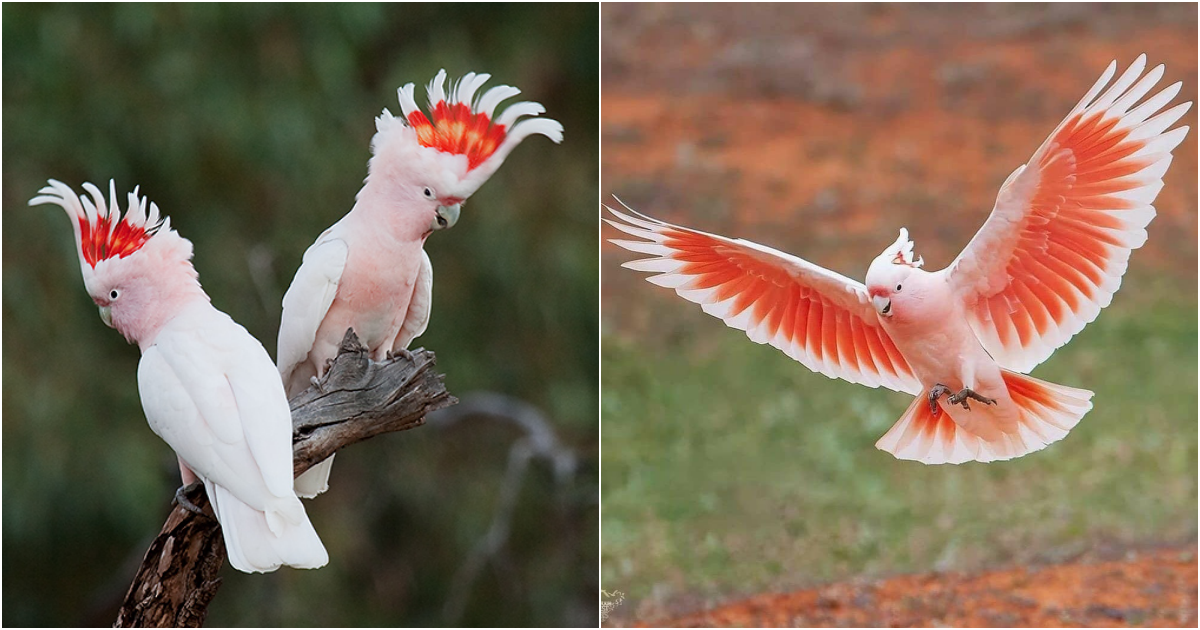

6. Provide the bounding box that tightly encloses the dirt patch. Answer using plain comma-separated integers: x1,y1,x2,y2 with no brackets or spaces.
638,544,1197,627
601,4,1198,292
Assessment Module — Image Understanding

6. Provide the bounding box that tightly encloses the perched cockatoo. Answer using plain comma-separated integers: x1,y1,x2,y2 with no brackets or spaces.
32,180,328,573
278,70,562,496
606,55,1190,464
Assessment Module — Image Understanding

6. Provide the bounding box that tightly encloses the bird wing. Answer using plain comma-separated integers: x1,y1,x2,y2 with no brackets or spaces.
277,227,349,384
140,307,296,501
393,248,433,351
606,205,922,395
945,55,1191,373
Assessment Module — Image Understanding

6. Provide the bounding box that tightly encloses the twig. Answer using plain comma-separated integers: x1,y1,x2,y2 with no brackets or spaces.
434,393,579,624
114,329,456,627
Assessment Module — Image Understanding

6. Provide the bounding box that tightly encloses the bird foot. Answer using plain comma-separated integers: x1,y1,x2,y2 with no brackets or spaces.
173,481,209,518
928,383,953,415
386,348,414,362
309,375,325,394
947,388,996,411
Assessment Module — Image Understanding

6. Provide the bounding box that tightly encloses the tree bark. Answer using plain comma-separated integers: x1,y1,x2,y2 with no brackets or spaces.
114,329,456,627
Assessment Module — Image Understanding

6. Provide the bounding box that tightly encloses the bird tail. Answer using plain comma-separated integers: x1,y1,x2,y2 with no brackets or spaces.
206,481,328,573
875,369,1093,464
293,455,335,499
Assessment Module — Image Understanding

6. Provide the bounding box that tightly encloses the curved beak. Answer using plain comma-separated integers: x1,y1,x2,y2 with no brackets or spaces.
432,203,461,231
871,294,892,318
98,304,114,328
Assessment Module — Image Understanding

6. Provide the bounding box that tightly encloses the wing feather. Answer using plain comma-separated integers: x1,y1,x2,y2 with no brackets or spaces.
142,305,297,502
946,55,1190,372
277,228,348,384
606,204,922,395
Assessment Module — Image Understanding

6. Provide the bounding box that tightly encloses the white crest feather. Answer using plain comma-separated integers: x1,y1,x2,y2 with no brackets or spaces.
885,228,924,268
370,69,563,200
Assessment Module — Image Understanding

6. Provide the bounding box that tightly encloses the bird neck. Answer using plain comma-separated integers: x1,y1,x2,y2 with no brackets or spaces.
348,185,431,245
122,281,211,352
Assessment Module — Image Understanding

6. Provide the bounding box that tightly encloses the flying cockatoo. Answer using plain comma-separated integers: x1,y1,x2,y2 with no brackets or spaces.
606,55,1190,464
278,70,563,496
32,180,328,573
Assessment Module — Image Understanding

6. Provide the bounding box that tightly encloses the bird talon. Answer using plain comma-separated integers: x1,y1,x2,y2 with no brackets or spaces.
948,388,996,411
173,481,209,518
927,383,952,415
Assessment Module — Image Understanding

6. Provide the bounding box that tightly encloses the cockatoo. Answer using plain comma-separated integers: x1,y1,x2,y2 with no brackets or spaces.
278,70,563,496
606,55,1190,464
32,180,328,573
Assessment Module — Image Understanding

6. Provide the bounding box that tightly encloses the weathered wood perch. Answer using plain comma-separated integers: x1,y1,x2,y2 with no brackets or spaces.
114,329,456,627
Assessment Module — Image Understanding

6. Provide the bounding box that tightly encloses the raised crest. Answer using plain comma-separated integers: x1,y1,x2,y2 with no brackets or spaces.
31,180,167,267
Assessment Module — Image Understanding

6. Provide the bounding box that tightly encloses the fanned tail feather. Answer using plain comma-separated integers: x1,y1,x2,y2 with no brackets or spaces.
876,370,1093,464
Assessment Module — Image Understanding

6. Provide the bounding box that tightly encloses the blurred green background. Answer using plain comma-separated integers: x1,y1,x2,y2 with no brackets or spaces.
600,3,1197,624
4,3,597,627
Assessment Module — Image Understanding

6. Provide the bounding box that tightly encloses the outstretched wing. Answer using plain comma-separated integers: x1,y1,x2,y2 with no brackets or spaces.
605,204,922,395
946,55,1191,373
277,226,348,389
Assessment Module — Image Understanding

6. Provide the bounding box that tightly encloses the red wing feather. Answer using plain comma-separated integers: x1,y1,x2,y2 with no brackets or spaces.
606,205,921,395
949,56,1191,372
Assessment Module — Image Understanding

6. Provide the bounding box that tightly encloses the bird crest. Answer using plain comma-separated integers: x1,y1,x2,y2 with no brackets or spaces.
885,228,924,268
373,70,563,199
30,180,169,268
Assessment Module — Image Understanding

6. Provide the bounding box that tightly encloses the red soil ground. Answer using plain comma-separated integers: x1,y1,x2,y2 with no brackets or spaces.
648,544,1197,627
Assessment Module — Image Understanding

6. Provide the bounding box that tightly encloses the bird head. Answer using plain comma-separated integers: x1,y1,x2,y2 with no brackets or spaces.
30,180,206,345
364,70,563,238
865,228,925,319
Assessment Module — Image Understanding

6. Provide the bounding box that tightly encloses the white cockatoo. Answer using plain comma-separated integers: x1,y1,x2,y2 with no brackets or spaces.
278,70,562,496
607,55,1191,464
32,180,328,573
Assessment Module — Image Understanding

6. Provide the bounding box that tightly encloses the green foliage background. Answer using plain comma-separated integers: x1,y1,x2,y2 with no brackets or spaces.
3,4,597,627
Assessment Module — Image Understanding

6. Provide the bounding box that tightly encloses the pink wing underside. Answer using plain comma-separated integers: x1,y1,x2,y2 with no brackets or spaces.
606,207,922,395
949,56,1192,373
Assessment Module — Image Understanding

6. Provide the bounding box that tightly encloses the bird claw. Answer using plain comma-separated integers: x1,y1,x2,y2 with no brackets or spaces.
947,388,996,411
386,348,414,362
928,383,952,415
309,375,324,394
173,481,210,518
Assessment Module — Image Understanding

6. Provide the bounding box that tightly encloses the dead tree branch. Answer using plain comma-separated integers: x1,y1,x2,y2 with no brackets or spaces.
114,329,456,628
432,393,579,624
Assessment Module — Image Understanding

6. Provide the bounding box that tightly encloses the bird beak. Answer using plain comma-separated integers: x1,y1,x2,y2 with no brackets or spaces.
871,295,892,318
432,203,460,231
98,305,114,328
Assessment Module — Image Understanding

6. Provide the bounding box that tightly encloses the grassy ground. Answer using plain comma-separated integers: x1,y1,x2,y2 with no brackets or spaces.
601,270,1197,621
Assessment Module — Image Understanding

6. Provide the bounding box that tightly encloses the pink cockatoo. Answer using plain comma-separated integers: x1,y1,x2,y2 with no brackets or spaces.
606,55,1191,464
278,70,562,496
32,180,328,573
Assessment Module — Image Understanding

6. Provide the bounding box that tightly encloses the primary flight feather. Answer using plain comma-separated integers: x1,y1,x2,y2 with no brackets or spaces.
607,55,1190,464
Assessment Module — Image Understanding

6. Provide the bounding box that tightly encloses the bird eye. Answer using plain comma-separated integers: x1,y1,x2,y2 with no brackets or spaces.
109,289,120,300
895,284,902,292
423,187,435,199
